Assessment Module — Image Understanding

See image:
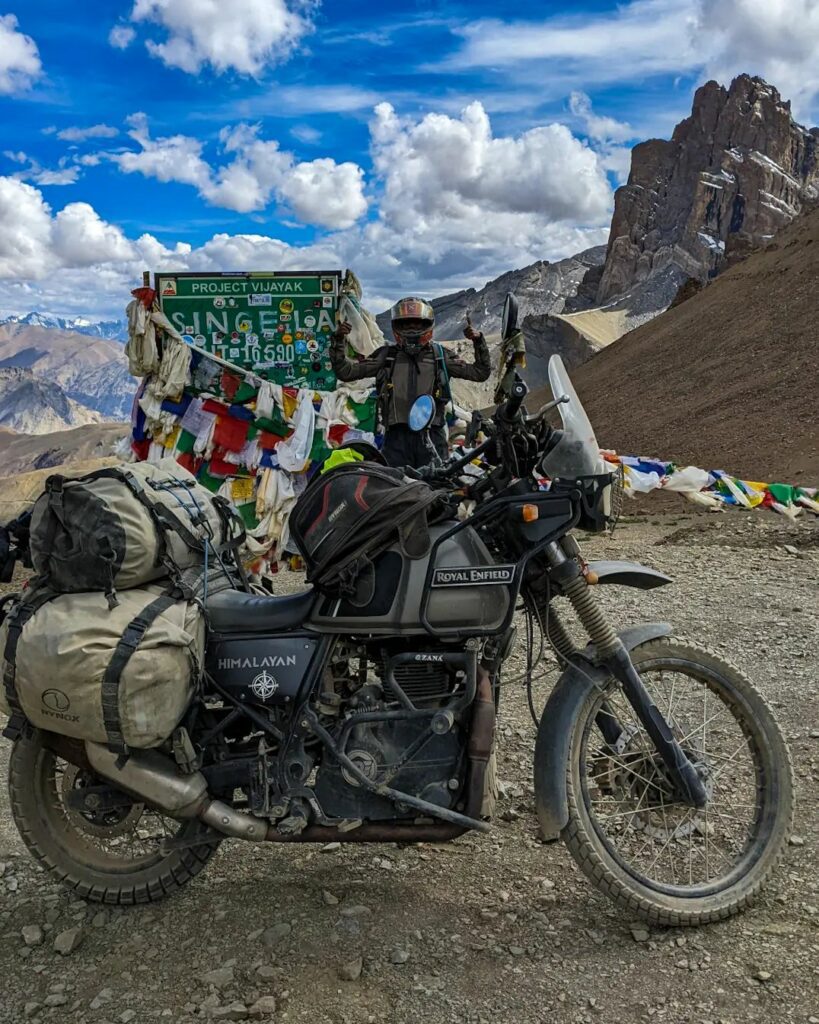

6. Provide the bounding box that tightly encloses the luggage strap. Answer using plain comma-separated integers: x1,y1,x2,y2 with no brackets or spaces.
2,587,58,741
100,591,177,755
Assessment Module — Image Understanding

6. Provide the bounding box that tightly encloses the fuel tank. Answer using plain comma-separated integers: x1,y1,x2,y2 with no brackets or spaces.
307,522,511,636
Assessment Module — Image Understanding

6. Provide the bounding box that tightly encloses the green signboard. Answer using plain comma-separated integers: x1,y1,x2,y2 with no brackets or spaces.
155,270,342,390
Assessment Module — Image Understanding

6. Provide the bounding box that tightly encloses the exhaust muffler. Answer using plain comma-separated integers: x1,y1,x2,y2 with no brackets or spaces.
84,742,270,842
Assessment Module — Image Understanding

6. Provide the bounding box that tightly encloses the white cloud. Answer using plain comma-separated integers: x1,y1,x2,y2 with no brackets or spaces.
440,0,819,121
0,13,42,95
130,0,314,76
32,166,81,186
278,158,367,230
111,117,369,229
0,169,610,322
109,24,136,49
568,92,635,184
696,0,819,119
328,101,614,302
56,124,119,143
228,84,382,120
0,101,619,319
441,1,700,81
51,204,134,266
0,175,344,317
371,101,611,227
290,124,322,145
112,113,212,188
568,92,634,144
4,152,82,187
0,178,54,278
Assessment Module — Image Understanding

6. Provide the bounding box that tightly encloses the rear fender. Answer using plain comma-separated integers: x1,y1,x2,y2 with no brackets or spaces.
586,560,672,590
533,623,672,841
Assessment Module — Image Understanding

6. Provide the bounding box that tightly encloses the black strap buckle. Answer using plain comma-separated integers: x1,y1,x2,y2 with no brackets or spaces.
2,710,28,741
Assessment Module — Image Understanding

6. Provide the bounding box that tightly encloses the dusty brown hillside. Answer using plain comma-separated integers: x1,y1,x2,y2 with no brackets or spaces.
539,206,819,484
0,422,126,477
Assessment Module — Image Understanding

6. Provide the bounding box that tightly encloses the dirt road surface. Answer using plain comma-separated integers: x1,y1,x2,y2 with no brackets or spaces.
1,511,817,1024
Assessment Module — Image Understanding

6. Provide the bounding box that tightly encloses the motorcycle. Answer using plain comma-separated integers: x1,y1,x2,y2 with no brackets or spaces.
6,294,792,924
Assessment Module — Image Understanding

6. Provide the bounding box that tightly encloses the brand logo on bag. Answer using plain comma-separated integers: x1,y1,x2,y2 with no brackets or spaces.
250,672,279,701
328,500,348,525
40,688,80,723
431,565,516,587
42,689,71,712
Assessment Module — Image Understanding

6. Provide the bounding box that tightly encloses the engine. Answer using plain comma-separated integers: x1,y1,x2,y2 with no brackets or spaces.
311,640,473,822
199,637,480,831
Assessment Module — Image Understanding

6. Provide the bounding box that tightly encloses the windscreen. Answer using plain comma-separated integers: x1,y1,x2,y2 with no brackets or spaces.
540,355,605,479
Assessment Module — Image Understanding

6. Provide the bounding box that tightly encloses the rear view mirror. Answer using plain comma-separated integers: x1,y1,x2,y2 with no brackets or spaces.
408,395,435,432
501,292,519,340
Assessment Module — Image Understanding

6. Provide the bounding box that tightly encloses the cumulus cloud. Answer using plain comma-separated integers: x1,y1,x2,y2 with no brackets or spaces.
111,116,368,229
0,13,42,95
0,178,54,278
1,101,619,318
129,0,314,76
371,102,611,225
51,203,134,266
0,174,345,317
55,124,120,143
112,113,213,188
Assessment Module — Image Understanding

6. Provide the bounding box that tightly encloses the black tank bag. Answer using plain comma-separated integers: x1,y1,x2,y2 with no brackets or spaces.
289,464,442,604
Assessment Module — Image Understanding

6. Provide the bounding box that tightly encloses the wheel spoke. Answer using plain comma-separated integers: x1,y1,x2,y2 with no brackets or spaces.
578,657,768,895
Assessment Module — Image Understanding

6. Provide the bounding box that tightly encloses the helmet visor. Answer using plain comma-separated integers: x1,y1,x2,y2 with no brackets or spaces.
391,297,434,323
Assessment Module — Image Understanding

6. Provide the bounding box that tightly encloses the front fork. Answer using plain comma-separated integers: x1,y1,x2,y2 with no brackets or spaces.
542,542,708,808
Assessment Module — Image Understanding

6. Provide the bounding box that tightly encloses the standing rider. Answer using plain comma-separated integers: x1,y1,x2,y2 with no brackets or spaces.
330,297,491,469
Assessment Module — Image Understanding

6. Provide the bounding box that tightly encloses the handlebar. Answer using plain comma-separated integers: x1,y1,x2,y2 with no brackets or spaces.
499,378,528,422
525,393,570,424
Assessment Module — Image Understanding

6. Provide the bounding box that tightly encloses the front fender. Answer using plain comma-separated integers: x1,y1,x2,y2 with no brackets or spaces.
533,623,672,841
586,560,672,590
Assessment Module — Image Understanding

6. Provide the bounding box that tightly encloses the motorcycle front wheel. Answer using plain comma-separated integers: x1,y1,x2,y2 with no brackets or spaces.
559,639,793,926
9,730,221,905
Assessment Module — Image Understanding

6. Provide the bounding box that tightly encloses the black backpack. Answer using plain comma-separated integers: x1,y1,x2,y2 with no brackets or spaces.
378,344,454,428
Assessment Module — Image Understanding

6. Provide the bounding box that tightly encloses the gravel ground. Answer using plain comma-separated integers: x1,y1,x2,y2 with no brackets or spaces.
0,510,817,1024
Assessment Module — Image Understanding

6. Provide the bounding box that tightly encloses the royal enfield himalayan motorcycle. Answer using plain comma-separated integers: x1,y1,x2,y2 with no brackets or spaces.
6,295,792,925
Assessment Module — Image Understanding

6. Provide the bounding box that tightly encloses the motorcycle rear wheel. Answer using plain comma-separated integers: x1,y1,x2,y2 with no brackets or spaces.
561,639,793,926
9,730,221,905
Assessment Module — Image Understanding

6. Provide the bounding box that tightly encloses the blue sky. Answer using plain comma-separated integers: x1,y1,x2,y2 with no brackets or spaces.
1,0,817,318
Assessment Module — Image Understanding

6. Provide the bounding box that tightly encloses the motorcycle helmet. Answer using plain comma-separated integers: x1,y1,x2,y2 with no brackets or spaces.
391,296,434,356
338,439,386,464
320,441,387,474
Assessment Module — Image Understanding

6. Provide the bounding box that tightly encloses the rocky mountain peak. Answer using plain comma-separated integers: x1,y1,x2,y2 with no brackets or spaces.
597,73,819,305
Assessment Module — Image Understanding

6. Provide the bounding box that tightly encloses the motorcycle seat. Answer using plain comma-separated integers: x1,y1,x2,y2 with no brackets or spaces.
206,588,316,634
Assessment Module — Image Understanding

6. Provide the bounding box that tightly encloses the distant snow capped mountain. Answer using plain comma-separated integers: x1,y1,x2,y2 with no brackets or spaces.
0,311,127,342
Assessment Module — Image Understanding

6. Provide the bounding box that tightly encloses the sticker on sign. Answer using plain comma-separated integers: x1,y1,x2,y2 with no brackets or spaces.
155,271,341,388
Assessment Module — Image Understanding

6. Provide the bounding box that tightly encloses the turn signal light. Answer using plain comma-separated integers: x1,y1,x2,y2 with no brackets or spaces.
521,504,539,522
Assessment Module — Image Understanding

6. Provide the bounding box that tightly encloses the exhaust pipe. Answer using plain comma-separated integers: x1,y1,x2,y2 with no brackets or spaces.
84,742,270,842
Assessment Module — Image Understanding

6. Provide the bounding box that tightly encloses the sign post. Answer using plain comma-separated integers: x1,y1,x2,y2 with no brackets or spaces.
155,270,342,390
